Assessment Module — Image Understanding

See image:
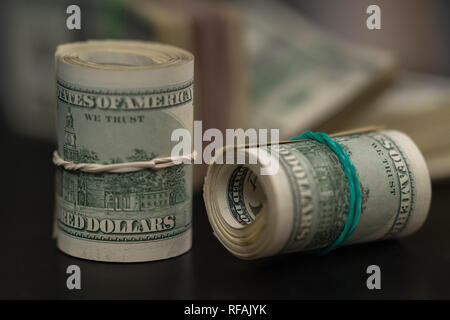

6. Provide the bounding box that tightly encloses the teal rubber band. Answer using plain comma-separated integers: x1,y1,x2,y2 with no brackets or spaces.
290,131,361,255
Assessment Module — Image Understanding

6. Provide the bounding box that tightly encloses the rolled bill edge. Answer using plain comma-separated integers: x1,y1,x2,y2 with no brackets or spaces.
54,40,194,262
203,130,431,260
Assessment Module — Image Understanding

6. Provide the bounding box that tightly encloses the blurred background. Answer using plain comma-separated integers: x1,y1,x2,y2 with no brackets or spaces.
1,0,449,187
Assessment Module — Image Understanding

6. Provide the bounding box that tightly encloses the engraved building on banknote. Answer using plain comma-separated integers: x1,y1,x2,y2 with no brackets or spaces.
56,109,186,212
63,108,79,163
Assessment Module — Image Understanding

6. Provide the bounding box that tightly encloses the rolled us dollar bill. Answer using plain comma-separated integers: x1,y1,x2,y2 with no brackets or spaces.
54,40,193,262
203,130,431,259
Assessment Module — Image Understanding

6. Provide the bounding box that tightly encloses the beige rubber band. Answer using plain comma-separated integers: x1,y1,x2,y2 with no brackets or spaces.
52,150,195,173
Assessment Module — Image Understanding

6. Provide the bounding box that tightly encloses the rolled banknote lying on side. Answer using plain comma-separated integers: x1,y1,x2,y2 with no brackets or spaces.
203,130,431,259
54,40,193,262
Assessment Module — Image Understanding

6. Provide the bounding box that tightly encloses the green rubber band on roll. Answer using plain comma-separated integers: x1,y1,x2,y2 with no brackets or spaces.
290,131,361,255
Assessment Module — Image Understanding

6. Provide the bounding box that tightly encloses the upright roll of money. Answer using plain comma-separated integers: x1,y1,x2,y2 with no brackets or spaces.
203,130,431,260
54,40,194,262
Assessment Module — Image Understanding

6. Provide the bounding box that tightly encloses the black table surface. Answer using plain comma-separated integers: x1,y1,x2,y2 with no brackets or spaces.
1,124,450,300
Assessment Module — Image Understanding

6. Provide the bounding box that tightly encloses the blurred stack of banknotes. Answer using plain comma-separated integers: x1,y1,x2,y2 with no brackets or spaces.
2,0,449,184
